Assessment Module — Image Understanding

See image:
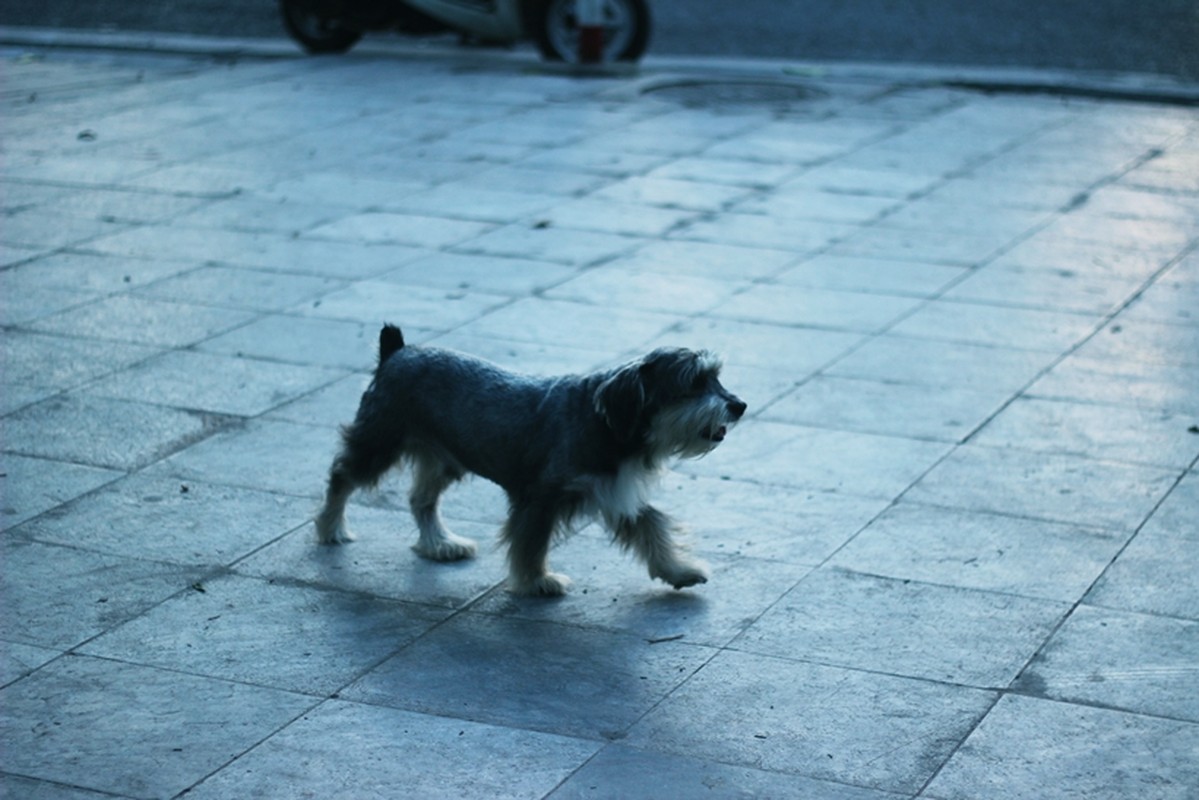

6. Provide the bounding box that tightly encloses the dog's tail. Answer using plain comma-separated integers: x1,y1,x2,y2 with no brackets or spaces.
377,323,405,371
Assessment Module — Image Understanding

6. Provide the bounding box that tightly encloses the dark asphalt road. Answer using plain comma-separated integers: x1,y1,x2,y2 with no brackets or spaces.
3,0,1197,81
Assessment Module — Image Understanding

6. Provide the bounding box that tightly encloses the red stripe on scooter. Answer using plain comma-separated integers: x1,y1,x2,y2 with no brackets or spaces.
579,26,603,63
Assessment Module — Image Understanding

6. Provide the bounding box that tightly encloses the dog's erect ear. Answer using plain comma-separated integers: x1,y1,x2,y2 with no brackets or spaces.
593,362,648,440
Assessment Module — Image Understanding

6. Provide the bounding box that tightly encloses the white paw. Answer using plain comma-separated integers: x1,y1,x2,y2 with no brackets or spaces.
653,559,710,590
412,533,477,562
315,518,355,545
510,572,572,597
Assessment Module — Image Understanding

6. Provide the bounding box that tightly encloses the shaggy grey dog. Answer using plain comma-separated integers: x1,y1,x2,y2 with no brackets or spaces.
315,324,746,596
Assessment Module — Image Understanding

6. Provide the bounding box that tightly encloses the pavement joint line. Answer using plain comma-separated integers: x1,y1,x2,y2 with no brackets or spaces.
748,113,1063,422
796,182,1188,546
976,441,1199,778
2,24,1198,107
952,198,1199,456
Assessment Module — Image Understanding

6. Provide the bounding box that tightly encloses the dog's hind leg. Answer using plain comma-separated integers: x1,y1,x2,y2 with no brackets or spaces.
503,498,570,596
315,418,402,545
315,465,354,544
613,507,709,590
409,449,477,561
315,453,371,545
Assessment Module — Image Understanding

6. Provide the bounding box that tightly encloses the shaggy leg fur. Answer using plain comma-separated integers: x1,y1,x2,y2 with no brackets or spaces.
409,450,476,561
315,445,396,544
613,507,709,589
503,499,571,596
315,413,403,545
315,464,356,544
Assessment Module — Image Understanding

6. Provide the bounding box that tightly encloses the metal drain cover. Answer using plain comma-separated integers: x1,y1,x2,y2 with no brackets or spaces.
642,79,825,108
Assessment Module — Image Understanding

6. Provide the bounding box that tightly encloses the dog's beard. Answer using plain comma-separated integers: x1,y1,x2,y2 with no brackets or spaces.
646,395,738,460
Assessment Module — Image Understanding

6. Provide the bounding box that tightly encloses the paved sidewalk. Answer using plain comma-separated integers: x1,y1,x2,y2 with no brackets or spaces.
1,43,1197,799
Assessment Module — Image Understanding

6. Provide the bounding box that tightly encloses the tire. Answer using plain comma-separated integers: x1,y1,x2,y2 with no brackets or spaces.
280,0,363,55
532,0,651,63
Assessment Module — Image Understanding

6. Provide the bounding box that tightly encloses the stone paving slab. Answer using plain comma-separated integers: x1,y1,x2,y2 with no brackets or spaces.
622,650,997,794
11,473,309,566
923,695,1199,800
734,567,1070,687
547,745,907,800
1012,604,1199,723
80,572,452,696
1,43,1197,799
183,700,601,800
826,503,1127,602
0,655,315,799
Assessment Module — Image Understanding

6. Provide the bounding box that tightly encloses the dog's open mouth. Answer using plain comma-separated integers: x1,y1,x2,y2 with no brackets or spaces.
703,425,728,443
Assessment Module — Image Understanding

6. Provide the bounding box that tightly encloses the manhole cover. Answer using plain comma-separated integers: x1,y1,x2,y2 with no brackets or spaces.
642,79,825,109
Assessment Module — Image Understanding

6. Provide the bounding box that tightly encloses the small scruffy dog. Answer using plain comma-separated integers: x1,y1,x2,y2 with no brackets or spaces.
315,324,746,596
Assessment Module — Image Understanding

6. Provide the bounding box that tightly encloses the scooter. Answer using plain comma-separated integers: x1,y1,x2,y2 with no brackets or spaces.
279,0,652,63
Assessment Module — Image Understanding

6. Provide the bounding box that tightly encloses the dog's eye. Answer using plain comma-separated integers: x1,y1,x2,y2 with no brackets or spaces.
689,375,707,394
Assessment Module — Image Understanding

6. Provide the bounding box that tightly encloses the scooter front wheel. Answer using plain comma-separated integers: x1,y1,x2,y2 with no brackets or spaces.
280,0,363,55
531,0,652,63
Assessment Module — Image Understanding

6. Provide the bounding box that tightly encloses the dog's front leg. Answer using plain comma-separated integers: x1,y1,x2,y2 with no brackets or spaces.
614,507,709,590
503,498,571,596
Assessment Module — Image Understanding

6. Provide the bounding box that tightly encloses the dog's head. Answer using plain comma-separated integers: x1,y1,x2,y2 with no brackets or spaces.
594,347,746,459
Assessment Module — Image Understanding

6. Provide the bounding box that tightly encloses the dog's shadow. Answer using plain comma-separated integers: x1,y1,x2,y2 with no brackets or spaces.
305,514,506,611
308,529,720,739
612,588,713,639
345,594,710,741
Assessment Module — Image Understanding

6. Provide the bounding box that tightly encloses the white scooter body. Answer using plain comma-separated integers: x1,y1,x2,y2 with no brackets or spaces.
278,0,651,64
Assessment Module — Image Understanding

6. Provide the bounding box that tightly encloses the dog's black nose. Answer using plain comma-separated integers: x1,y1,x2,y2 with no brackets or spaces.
728,398,747,420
